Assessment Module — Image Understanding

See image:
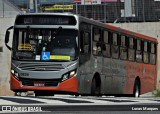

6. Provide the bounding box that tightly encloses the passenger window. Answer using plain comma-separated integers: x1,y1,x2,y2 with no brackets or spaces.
103,31,109,43
150,43,156,64
120,35,127,60
113,33,117,45
136,40,142,62
93,27,102,56
102,30,111,58
143,41,149,64
94,28,101,42
93,41,101,56
150,54,156,64
121,35,126,47
151,43,155,53
129,38,134,49
136,51,142,62
103,44,111,57
80,31,90,54
143,52,149,64
128,37,135,61
144,42,147,52
128,49,135,61
137,40,141,50
111,33,119,59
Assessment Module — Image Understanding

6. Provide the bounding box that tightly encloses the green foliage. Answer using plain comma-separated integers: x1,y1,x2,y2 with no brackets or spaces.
153,80,160,97
153,89,160,97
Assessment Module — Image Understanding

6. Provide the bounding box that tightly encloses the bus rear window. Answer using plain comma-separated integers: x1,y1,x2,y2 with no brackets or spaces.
15,15,77,25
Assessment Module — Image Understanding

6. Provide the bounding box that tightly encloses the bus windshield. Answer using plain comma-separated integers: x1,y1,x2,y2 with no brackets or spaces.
13,28,78,61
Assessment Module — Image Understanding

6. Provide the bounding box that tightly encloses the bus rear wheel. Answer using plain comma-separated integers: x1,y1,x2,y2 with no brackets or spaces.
91,77,101,96
133,80,140,98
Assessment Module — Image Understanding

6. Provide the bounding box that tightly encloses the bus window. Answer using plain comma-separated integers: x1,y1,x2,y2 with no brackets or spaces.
102,44,110,57
102,30,110,57
143,41,149,64
103,31,109,43
113,33,117,45
136,40,142,62
128,37,135,61
93,28,101,42
129,38,134,49
80,31,90,54
120,35,127,60
111,33,119,59
137,40,141,50
121,35,126,47
150,43,156,64
151,43,155,53
93,28,102,56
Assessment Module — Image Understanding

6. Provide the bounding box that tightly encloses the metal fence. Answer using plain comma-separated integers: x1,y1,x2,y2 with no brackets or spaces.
41,0,160,23
5,0,160,22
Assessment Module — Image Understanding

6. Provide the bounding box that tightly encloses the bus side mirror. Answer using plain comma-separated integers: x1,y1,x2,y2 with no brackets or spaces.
5,31,10,44
5,26,13,51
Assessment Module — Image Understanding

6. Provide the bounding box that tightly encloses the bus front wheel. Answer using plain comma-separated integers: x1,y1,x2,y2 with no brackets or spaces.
133,80,140,98
91,77,101,96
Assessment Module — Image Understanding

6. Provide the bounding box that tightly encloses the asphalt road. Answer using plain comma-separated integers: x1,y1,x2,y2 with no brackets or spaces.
0,95,160,113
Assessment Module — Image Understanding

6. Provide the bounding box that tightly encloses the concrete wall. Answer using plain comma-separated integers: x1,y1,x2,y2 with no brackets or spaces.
0,0,21,96
0,17,15,96
0,19,160,95
0,0,20,17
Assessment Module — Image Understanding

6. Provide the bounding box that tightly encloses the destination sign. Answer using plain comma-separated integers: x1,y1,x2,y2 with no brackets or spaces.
15,15,77,25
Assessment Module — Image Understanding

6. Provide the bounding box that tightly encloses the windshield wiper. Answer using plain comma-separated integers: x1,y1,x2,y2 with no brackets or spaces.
53,26,62,36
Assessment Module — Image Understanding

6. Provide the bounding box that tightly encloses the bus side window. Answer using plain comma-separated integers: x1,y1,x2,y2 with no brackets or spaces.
150,43,156,65
102,30,111,57
120,35,127,60
128,37,135,61
136,39,142,62
111,33,119,59
80,31,90,54
143,41,149,64
93,28,102,56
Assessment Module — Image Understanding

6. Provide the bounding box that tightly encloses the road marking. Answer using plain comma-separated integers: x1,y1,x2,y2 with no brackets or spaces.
0,96,44,104
0,96,160,105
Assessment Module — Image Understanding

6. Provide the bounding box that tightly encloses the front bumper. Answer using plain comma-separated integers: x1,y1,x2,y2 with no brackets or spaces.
10,74,78,93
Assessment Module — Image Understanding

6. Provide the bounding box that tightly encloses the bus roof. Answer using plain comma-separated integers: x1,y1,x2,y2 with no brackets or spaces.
17,13,158,43
17,12,77,17
78,15,158,43
105,23,158,43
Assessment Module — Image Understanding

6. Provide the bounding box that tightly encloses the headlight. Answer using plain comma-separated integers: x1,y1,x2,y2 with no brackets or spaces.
62,69,77,82
70,70,76,76
11,69,19,80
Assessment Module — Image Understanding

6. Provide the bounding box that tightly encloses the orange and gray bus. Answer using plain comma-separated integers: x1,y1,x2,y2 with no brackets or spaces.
5,13,158,97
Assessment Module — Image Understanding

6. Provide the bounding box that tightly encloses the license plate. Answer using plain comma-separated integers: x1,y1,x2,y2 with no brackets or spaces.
34,82,45,87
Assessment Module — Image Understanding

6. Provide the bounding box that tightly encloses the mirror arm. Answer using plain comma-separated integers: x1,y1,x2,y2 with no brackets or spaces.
5,43,12,51
7,26,13,31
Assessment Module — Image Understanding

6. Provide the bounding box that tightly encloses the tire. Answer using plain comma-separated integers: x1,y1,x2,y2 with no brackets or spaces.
34,91,42,97
133,80,140,98
91,77,100,96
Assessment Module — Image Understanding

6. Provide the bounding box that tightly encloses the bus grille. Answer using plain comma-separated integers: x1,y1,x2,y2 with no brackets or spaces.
18,63,64,71
20,78,61,87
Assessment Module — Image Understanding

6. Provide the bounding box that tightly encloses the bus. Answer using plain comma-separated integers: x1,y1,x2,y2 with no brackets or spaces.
5,13,158,97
